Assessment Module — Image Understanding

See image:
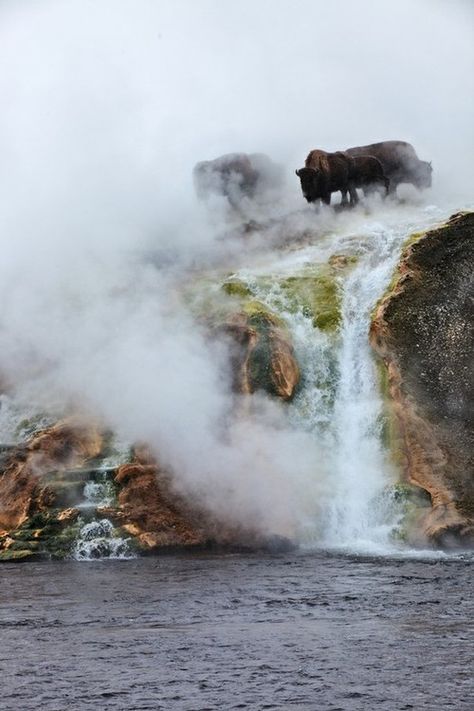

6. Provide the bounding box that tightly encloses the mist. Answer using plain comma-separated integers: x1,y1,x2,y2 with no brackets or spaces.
0,0,472,538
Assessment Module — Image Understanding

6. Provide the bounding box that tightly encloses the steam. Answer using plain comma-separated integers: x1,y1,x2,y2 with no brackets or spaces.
0,0,472,539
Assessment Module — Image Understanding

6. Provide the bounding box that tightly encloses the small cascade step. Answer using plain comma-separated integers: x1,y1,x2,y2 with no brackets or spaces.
0,439,133,560
73,519,132,560
45,466,118,482
43,467,118,509
0,443,18,452
46,479,86,508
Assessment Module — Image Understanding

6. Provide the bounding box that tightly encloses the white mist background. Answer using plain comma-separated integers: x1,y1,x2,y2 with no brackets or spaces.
0,0,472,537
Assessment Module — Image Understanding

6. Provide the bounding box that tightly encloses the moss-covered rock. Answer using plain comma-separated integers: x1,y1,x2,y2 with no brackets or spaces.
0,510,83,561
224,304,300,400
221,279,253,299
0,548,40,562
278,271,342,331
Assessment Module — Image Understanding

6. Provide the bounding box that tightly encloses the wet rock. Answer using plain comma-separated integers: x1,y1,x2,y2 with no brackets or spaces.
371,212,474,547
0,419,105,560
112,460,208,551
0,418,103,533
224,303,300,400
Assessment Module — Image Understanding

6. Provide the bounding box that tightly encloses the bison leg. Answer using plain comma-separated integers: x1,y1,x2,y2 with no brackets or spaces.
383,177,390,196
322,192,331,206
340,189,349,206
388,180,398,197
348,183,359,206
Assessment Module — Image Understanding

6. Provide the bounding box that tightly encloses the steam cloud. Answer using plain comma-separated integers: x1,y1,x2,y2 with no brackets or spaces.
0,0,472,537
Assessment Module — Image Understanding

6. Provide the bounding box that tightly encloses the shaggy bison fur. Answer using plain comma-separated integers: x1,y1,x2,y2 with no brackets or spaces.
346,154,390,198
296,149,358,206
345,141,432,193
193,152,283,209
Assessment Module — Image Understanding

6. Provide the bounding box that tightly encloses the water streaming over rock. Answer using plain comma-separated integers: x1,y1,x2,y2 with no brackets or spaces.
229,203,456,552
73,470,133,560
73,518,132,560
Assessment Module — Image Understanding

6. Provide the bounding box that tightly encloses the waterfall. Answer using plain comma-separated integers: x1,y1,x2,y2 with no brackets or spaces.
73,469,134,561
235,203,453,552
323,224,407,550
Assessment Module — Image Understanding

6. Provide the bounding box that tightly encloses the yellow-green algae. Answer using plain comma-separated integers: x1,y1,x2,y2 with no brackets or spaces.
221,279,252,299
221,256,358,334
277,270,342,331
388,482,432,544
0,511,81,561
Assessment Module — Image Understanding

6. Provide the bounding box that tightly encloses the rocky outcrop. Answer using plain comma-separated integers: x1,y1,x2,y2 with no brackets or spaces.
0,418,102,533
0,419,292,561
0,419,104,560
101,446,291,554
371,212,474,547
107,448,209,551
224,303,300,400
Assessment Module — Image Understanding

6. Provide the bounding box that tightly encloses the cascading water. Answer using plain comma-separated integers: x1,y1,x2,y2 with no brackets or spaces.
324,224,408,550
232,203,455,552
73,518,132,560
73,469,134,560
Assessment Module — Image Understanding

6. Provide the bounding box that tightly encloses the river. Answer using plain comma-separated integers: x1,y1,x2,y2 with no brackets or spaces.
1,552,472,710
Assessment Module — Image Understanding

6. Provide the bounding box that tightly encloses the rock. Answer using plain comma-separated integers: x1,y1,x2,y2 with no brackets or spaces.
224,302,300,400
371,212,474,547
29,417,103,464
57,508,80,525
0,418,103,533
113,461,208,551
0,419,105,560
110,452,290,554
0,548,40,562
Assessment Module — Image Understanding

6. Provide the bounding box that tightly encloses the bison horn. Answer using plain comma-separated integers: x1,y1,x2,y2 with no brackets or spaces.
295,169,300,177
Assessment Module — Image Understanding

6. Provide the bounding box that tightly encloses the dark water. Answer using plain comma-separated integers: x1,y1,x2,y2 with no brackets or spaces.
1,552,472,711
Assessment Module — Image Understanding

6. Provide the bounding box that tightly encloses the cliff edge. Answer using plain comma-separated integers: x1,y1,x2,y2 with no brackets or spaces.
371,211,474,547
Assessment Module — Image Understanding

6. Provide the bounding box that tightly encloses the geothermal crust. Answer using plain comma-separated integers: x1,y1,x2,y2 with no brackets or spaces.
371,211,474,547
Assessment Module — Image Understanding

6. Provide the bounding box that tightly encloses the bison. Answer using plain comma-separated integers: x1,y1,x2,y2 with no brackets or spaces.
344,141,432,193
344,154,390,200
295,149,358,206
193,152,283,209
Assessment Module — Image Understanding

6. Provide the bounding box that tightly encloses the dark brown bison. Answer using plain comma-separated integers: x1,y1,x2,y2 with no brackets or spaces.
345,141,432,193
295,149,358,206
193,152,283,209
345,154,390,199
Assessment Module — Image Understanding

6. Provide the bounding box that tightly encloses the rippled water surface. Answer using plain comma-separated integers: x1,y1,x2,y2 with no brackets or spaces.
1,553,473,710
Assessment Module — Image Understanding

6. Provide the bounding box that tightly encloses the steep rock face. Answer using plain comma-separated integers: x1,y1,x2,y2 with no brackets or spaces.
371,212,474,546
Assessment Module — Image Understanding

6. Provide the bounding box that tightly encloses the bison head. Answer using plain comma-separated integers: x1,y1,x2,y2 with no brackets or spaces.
413,160,433,189
295,167,322,203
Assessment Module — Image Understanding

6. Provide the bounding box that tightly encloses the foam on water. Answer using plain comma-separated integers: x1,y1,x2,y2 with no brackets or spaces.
73,473,134,560
73,519,133,560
